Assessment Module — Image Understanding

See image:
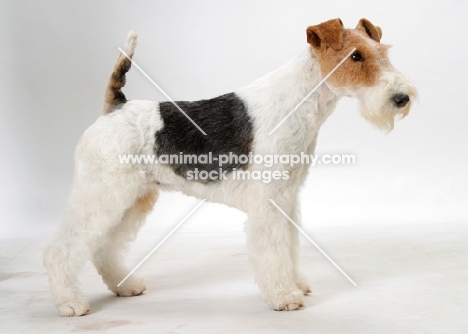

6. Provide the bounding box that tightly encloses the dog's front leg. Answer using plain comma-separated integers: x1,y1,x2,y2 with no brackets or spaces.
288,201,312,296
246,200,305,311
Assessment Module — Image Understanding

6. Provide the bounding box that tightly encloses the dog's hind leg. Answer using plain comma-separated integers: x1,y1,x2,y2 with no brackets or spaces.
91,188,158,297
43,210,92,317
43,174,145,316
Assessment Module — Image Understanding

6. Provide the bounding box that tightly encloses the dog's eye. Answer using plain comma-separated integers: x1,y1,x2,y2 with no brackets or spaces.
351,51,364,62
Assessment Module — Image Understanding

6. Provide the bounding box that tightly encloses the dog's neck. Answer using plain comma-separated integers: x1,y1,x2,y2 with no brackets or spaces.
236,47,341,154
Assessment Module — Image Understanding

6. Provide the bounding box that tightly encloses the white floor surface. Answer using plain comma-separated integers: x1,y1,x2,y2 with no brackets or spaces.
1,217,468,333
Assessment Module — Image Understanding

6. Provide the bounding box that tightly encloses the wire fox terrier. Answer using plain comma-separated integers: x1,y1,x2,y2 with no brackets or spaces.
44,18,416,316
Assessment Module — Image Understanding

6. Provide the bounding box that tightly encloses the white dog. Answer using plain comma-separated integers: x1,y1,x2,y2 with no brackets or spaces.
44,18,416,316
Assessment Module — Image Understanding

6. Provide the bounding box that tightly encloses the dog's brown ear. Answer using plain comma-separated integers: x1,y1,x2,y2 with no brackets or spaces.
356,18,382,42
306,18,344,50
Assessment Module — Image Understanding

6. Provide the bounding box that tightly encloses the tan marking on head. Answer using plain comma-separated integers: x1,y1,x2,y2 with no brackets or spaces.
135,189,158,213
306,18,416,132
307,18,390,89
356,18,382,42
306,18,344,50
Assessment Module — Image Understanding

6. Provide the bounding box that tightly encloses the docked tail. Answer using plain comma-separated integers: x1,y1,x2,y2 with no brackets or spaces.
103,31,138,114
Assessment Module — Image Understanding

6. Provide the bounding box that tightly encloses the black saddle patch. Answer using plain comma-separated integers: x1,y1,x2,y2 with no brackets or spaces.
155,92,253,182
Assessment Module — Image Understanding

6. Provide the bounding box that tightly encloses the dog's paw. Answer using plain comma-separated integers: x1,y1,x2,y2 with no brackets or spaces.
276,302,305,311
296,274,312,295
56,297,90,317
266,290,305,311
115,276,146,297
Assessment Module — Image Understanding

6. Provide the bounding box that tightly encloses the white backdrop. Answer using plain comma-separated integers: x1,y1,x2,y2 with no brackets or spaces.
1,0,467,237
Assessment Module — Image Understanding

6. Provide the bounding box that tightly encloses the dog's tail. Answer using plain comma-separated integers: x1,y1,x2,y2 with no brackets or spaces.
102,31,138,114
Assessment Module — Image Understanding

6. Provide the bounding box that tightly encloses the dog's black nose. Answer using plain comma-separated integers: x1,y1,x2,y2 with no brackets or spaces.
393,93,410,108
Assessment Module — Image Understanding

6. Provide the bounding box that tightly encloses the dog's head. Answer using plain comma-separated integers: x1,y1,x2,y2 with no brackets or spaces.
306,18,417,131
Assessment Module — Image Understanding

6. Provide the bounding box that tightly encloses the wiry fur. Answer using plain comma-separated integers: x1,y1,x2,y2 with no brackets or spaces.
102,31,138,114
44,18,416,316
